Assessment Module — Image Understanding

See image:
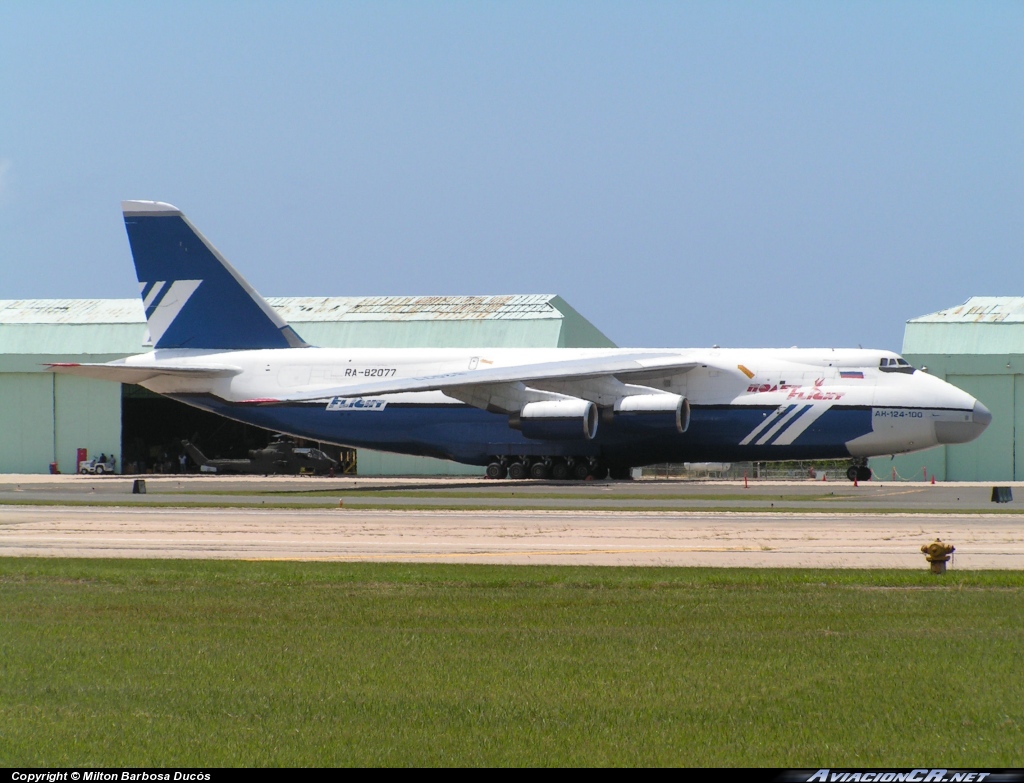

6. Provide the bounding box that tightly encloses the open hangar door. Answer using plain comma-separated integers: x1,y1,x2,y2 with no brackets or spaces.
120,385,353,474
120,385,271,473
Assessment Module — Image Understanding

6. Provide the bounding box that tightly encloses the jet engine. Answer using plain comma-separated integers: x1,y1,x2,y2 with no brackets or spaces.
611,393,690,433
509,399,599,441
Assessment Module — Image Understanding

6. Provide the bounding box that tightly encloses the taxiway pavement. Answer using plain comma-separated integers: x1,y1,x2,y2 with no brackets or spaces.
1,499,1022,568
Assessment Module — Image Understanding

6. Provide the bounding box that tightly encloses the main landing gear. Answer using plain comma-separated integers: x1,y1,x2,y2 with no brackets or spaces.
486,456,617,481
846,459,872,482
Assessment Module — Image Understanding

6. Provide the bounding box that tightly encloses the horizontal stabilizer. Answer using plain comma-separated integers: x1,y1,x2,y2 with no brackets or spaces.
47,362,241,385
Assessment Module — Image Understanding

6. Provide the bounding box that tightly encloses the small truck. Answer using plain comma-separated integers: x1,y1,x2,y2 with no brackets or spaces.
78,455,116,475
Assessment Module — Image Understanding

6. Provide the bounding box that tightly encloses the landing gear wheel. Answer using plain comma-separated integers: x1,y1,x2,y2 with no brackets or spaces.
485,462,507,480
530,462,551,480
508,462,528,480
551,460,569,481
590,463,609,480
846,466,859,482
857,466,872,482
571,461,590,481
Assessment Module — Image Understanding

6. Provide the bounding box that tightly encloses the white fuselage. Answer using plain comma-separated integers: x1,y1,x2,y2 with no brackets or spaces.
113,345,988,463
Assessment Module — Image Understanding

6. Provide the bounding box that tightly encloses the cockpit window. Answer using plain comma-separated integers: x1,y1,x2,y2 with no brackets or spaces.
880,356,915,374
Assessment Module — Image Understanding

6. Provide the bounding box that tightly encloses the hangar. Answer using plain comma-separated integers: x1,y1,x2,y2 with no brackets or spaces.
2,294,1012,480
0,295,614,475
872,297,1024,482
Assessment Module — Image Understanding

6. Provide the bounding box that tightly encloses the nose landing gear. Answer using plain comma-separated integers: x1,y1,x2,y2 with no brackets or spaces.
846,460,872,482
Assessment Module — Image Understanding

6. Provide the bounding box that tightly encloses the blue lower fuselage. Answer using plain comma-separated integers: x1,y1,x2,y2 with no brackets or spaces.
170,394,871,466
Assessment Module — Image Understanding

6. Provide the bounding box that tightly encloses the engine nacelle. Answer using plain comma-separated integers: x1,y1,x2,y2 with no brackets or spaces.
510,399,599,441
612,394,689,434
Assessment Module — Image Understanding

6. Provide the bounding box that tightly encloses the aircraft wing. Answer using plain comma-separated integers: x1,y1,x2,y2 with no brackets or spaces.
280,352,702,402
47,362,241,384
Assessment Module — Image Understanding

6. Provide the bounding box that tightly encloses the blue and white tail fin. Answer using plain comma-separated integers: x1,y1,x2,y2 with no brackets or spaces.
122,201,308,350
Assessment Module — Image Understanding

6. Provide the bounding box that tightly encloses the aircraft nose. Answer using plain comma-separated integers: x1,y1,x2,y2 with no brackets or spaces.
935,400,992,445
973,400,993,427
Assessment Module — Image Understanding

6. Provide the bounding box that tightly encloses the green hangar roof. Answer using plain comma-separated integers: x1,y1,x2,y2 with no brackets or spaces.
266,294,615,349
903,297,1024,355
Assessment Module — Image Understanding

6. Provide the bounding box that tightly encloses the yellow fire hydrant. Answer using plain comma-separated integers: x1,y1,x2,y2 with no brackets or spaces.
921,538,955,574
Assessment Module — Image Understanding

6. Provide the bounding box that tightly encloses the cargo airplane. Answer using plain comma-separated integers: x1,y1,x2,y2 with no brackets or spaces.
50,201,991,481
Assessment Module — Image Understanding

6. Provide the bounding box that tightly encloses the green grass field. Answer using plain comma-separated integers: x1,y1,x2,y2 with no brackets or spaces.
1,559,1022,766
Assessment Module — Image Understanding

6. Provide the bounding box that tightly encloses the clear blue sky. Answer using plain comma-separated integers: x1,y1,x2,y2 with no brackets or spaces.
2,1,1021,350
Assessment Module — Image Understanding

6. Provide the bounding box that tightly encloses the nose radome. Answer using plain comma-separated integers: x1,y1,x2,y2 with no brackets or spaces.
973,400,992,427
935,400,992,445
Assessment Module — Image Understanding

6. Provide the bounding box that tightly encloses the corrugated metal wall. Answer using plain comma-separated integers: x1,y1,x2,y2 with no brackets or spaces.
0,374,120,474
0,374,55,473
54,375,122,474
944,374,1014,481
